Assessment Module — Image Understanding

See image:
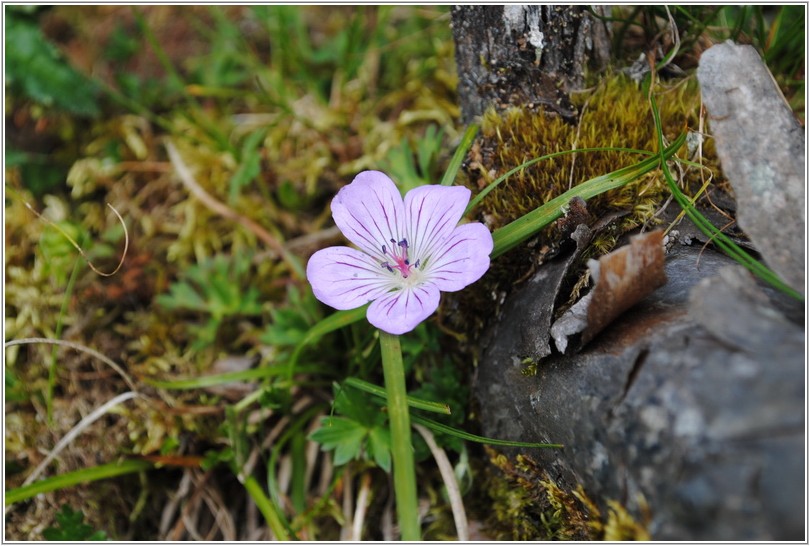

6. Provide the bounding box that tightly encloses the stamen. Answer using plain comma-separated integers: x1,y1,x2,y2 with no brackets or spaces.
379,236,417,278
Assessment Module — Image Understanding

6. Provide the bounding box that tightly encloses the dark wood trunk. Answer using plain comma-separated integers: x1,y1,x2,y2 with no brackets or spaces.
451,5,610,123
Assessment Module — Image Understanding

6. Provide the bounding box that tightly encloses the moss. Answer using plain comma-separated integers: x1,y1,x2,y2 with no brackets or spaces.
475,448,650,540
444,73,721,337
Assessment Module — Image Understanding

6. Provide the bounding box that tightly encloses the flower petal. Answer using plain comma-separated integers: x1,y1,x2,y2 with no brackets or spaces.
403,184,471,264
331,171,405,261
307,246,394,310
367,283,440,335
422,222,493,292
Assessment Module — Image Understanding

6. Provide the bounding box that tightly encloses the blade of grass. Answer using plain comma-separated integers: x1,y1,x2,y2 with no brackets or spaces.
145,364,318,390
241,474,294,540
466,145,655,214
344,377,451,415
5,459,153,505
490,132,687,259
411,414,563,449
440,124,479,186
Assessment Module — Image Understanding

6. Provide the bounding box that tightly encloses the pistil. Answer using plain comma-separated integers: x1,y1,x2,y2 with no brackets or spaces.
381,238,418,278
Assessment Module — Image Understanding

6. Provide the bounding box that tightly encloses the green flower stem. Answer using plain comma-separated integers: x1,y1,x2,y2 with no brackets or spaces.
379,331,420,540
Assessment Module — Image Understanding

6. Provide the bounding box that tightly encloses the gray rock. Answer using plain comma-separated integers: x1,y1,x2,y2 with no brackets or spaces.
697,41,805,295
475,243,804,540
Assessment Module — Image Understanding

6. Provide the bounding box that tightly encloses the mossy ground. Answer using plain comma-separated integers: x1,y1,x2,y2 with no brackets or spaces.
471,448,650,540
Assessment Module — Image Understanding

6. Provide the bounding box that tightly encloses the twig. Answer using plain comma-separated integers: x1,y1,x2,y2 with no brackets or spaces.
351,472,372,541
340,467,354,541
160,469,192,537
414,423,469,541
5,337,137,392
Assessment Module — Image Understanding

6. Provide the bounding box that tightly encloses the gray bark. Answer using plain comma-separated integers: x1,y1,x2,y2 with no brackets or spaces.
697,41,805,296
451,5,610,124
475,241,804,540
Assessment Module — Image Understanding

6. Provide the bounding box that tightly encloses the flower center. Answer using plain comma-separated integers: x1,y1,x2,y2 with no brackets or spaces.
380,238,420,279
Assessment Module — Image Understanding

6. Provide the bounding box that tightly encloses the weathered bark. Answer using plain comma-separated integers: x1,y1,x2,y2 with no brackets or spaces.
476,239,804,540
697,41,806,296
450,5,610,123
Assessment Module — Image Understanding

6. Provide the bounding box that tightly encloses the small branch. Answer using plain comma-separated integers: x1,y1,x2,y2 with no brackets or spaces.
351,472,373,541
340,467,354,541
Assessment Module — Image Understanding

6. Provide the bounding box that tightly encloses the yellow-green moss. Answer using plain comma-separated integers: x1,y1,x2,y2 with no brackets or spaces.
444,73,721,336
475,448,650,540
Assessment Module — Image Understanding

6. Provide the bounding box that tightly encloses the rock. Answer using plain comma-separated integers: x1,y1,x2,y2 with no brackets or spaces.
697,41,805,295
475,242,804,540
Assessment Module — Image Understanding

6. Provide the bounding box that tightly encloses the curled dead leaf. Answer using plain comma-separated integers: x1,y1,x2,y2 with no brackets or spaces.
551,230,667,353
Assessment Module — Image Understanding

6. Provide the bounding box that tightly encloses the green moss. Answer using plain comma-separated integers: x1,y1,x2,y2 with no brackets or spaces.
475,448,649,540
445,73,719,336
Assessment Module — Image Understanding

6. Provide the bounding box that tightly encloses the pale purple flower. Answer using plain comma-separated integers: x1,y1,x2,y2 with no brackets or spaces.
306,170,493,335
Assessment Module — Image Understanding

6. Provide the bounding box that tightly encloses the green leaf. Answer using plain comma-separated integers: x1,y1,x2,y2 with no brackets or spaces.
5,12,100,117
156,281,208,312
309,416,367,466
367,426,392,472
417,125,444,180
286,306,368,379
43,505,108,541
333,383,385,427
229,129,267,204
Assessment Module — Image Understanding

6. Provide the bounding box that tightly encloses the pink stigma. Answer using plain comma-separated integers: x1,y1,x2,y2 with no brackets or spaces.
381,238,419,278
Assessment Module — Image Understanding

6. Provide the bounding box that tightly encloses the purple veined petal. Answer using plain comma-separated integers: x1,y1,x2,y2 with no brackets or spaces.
331,171,406,261
421,222,493,292
306,246,395,310
403,184,471,264
366,283,441,335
